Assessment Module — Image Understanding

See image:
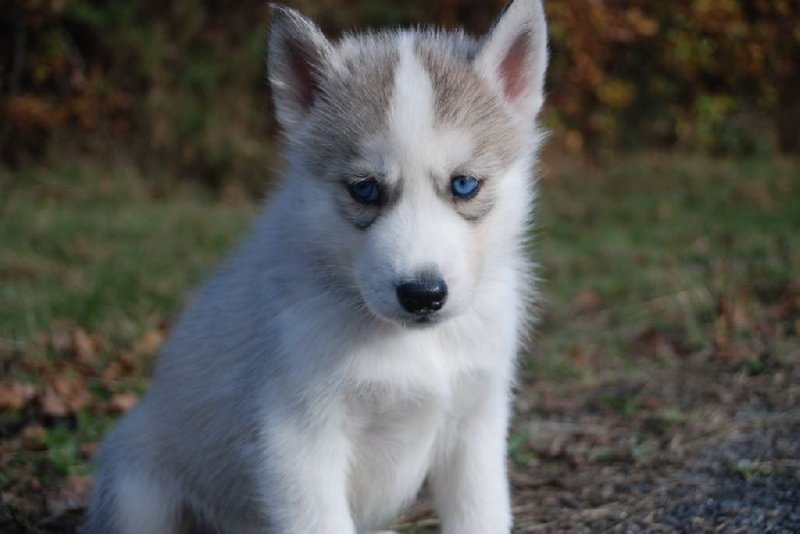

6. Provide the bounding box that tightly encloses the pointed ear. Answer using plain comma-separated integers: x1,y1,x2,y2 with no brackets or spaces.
474,0,548,118
268,5,333,131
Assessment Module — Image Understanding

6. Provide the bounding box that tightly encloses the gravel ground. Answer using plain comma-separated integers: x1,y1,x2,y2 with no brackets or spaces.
395,358,800,533
509,359,800,533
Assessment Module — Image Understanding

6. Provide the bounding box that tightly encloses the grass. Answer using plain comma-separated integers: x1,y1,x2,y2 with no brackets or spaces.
1,152,799,530
0,165,255,357
531,154,800,380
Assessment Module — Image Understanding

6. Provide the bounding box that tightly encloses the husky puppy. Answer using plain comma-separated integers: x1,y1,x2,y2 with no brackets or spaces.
82,1,548,532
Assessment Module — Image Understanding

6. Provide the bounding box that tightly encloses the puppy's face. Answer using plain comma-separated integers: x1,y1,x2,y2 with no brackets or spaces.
269,2,548,327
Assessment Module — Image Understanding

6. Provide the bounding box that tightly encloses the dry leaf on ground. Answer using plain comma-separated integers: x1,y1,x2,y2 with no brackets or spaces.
0,382,38,410
109,392,139,413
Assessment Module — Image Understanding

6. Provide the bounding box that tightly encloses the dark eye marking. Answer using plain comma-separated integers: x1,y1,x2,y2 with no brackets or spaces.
450,175,481,200
347,177,381,205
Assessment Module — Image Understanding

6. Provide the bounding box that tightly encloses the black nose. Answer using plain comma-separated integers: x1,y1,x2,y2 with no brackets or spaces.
396,276,448,315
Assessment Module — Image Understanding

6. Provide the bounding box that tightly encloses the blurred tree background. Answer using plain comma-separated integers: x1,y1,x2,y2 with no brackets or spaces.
1,0,798,189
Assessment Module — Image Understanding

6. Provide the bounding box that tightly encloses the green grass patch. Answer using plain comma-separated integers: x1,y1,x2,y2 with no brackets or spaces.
531,154,800,380
0,164,255,358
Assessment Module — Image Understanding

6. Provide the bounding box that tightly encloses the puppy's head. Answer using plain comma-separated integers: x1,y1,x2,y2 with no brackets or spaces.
268,0,547,327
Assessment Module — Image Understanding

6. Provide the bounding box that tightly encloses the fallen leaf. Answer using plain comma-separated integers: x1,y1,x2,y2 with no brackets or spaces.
732,305,750,330
72,329,96,365
21,425,47,451
138,329,164,354
41,376,90,417
40,385,70,417
50,323,73,354
569,346,593,369
101,361,123,381
0,382,38,410
79,441,99,459
572,289,601,314
640,396,667,410
119,350,138,371
632,328,678,360
109,392,139,413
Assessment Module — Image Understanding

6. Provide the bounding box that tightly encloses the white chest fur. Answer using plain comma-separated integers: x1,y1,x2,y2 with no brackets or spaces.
336,311,518,529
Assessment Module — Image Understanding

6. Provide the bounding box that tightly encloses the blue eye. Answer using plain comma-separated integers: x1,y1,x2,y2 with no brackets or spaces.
348,179,380,204
451,175,480,199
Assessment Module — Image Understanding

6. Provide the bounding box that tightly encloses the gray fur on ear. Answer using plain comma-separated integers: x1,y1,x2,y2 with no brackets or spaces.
475,0,548,117
268,5,333,130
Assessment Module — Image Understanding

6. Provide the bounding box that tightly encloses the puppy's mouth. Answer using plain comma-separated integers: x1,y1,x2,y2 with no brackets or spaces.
400,313,448,329
368,306,450,329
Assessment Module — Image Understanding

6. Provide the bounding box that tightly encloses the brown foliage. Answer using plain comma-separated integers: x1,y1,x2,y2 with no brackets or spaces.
1,0,798,175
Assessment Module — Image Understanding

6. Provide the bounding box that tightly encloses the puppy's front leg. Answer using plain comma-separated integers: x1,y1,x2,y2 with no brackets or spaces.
430,376,513,534
260,405,356,534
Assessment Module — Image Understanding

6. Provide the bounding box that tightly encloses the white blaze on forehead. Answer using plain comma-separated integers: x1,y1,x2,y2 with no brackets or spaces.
388,35,436,166
387,35,474,176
